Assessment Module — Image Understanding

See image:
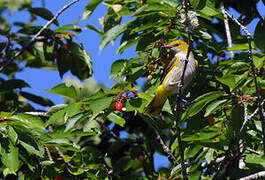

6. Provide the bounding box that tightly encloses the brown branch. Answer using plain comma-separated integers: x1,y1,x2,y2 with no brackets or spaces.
220,2,234,58
48,126,74,168
154,129,176,163
240,99,265,134
238,171,265,180
224,10,265,154
0,0,80,71
44,146,53,162
247,148,263,156
169,1,192,179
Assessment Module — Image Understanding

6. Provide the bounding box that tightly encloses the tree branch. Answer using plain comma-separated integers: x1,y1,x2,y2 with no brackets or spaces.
220,2,234,59
48,126,74,168
169,0,192,179
154,129,176,163
224,9,265,154
238,171,265,180
240,99,265,134
0,0,80,71
44,146,53,162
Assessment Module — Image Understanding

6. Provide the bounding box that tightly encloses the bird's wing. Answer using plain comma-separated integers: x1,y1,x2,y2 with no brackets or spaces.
160,56,179,84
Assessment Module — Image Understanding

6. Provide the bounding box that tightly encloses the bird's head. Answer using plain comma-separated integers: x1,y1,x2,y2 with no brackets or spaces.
163,40,188,53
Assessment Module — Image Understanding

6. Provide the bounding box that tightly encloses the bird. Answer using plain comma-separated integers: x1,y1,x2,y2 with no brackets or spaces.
143,40,198,116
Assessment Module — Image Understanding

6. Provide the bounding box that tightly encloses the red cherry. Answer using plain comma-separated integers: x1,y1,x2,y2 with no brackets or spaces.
66,32,73,36
149,64,156,71
55,175,63,180
115,102,123,111
53,51,58,58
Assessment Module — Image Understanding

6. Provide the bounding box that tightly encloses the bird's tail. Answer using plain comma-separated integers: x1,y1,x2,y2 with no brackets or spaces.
143,85,169,116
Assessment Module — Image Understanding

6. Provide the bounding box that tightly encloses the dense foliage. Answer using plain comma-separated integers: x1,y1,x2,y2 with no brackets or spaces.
0,0,265,179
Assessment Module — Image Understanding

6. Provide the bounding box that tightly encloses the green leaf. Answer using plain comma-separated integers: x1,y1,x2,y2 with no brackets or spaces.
0,79,30,91
190,0,205,9
113,156,133,172
57,49,70,78
107,112,125,127
20,91,54,107
185,91,225,118
253,54,265,69
19,140,44,157
45,138,71,146
82,0,103,20
245,154,265,168
65,113,83,132
199,0,221,18
88,96,113,115
216,76,236,92
125,97,148,112
226,105,244,139
85,24,103,36
116,37,139,54
54,24,81,33
254,20,265,51
110,59,126,78
7,126,18,145
28,7,59,26
226,44,249,52
45,103,81,127
204,99,230,117
0,138,20,174
11,114,45,130
70,43,93,80
100,22,131,51
46,83,77,99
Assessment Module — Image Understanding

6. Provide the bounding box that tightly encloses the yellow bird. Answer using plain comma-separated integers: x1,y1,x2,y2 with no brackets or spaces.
143,40,198,116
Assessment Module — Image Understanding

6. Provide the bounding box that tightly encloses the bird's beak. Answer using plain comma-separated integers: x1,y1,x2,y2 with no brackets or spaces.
163,43,179,49
162,44,172,49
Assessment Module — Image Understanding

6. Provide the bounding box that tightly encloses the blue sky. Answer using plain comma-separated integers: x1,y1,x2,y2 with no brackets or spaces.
10,0,265,172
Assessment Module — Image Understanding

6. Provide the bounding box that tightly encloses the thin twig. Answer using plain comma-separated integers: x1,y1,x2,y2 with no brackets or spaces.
96,118,141,144
238,171,265,180
220,2,234,58
44,146,53,162
154,129,176,162
48,126,74,168
0,0,80,71
240,99,265,134
247,148,263,156
224,9,265,154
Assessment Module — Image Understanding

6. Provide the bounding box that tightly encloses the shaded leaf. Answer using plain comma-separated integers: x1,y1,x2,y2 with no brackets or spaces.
185,91,225,118
28,7,59,26
20,91,54,107
0,79,30,91
254,20,265,51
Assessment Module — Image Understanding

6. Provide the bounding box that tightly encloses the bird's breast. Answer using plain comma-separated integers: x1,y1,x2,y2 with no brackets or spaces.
162,53,196,94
